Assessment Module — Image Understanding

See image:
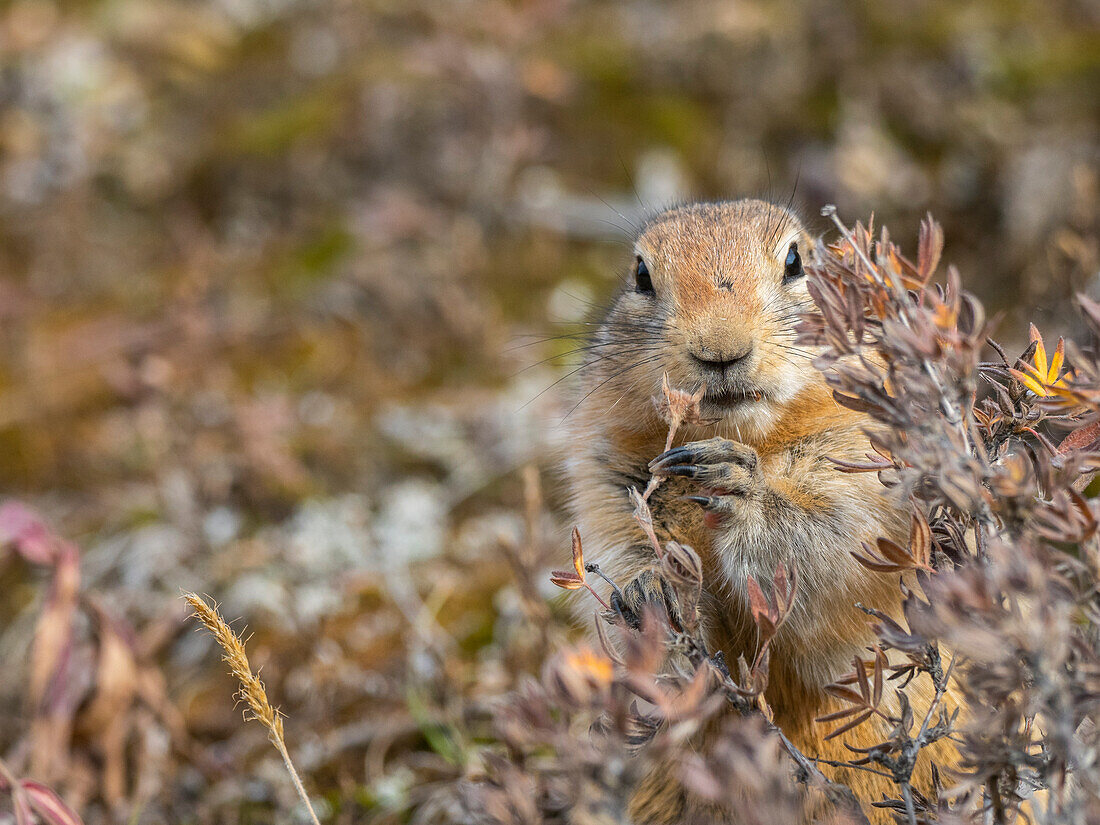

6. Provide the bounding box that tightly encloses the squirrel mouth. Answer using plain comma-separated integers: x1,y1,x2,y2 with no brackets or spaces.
704,387,765,408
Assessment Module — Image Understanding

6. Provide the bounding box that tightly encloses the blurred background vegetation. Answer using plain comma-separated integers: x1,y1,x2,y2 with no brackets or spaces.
0,0,1097,823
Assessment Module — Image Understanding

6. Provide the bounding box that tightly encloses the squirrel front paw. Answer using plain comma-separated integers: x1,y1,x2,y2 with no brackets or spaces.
648,437,763,524
610,568,685,632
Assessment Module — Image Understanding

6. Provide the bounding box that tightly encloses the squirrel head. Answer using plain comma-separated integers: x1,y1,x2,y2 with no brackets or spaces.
586,199,823,438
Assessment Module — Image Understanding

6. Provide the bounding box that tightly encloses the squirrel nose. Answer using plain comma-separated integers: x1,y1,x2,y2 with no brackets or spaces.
690,346,752,373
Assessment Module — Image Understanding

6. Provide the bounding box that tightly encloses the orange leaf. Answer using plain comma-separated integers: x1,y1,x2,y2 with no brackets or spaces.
560,646,614,687
550,570,585,590
1009,368,1049,397
570,527,585,578
1049,337,1065,383
1029,323,1046,376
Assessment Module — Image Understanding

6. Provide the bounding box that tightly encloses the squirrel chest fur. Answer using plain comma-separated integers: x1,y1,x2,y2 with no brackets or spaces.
562,200,956,822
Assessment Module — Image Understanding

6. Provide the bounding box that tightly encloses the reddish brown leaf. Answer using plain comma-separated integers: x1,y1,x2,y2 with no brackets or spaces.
854,657,870,701
1056,420,1100,455
13,789,33,825
0,501,61,565
910,511,932,569
823,684,866,707
816,705,870,723
875,538,915,567
916,214,944,285
872,649,884,707
21,781,84,825
570,527,585,578
629,488,664,558
746,577,771,626
772,563,797,619
823,709,874,741
1078,293,1100,333
831,391,880,414
550,570,585,590
851,549,906,574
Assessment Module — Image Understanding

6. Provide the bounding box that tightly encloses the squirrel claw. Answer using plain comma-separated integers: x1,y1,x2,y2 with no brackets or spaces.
655,463,699,479
650,437,762,495
649,444,698,471
681,495,718,508
610,569,685,632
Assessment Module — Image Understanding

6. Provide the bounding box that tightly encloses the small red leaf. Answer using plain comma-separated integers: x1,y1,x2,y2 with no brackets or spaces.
823,709,874,741
550,570,585,590
1057,420,1100,455
21,780,84,825
854,657,871,700
746,577,770,625
570,527,585,578
816,706,868,723
875,538,914,567
823,684,866,706
872,649,884,706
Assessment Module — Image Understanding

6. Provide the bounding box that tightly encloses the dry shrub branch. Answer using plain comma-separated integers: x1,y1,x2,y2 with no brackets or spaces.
462,209,1100,825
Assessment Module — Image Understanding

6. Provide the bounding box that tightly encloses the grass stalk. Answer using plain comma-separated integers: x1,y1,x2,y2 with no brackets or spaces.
184,593,321,825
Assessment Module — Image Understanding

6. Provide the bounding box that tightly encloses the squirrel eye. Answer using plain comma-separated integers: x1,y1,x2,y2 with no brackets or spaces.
634,257,654,295
783,242,804,283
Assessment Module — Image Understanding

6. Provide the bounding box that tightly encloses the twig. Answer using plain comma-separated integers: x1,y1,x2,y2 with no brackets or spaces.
184,593,322,825
821,205,982,476
916,653,958,744
642,375,706,502
862,650,958,825
674,627,871,824
582,580,612,611
585,562,625,602
902,782,918,825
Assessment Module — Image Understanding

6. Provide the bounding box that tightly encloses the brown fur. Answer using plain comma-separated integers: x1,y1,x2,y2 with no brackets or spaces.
563,200,960,823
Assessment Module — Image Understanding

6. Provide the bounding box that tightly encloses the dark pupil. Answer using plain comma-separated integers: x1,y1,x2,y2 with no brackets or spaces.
635,258,654,294
784,244,803,281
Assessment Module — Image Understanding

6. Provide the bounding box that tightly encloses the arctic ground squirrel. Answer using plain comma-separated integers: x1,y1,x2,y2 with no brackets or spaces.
563,199,959,823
